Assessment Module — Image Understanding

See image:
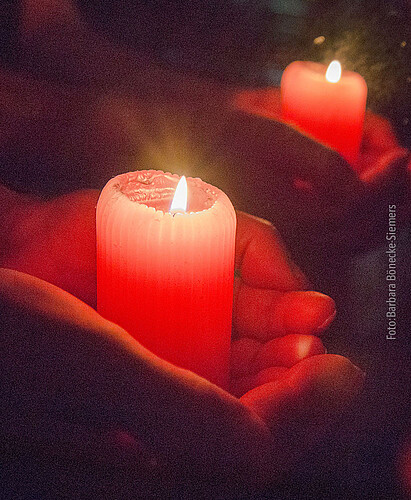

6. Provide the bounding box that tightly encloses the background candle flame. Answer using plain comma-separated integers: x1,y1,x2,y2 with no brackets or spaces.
325,60,342,83
170,175,188,212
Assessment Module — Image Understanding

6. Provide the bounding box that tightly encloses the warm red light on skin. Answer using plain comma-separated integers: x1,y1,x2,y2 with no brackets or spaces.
232,367,288,398
1,188,98,307
230,338,262,378
230,88,282,120
234,288,336,342
255,334,326,372
254,366,289,385
233,89,408,187
360,111,409,183
230,335,326,398
232,366,287,397
241,355,365,427
1,266,365,495
235,213,308,292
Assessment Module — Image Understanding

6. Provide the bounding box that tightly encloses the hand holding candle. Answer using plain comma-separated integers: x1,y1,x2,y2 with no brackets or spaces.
0,184,365,497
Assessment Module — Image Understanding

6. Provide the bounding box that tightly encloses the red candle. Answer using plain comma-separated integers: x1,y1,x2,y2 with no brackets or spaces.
96,170,236,388
281,60,367,168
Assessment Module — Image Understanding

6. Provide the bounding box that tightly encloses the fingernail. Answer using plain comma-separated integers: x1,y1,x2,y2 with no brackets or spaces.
280,292,336,335
315,309,337,334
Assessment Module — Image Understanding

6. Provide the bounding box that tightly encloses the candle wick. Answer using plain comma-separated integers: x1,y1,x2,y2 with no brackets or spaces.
170,209,186,216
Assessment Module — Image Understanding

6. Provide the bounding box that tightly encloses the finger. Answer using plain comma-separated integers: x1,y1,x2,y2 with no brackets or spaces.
241,354,364,428
361,108,409,174
253,334,326,372
362,110,403,154
230,334,325,379
240,354,365,473
40,190,98,305
0,268,273,493
0,189,98,306
231,367,287,398
234,284,336,341
359,111,409,182
235,211,307,290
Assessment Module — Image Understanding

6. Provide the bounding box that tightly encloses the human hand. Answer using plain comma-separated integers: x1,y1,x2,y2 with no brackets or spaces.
0,185,335,374
0,1,354,208
0,186,363,497
15,0,409,253
2,0,405,256
231,88,410,254
2,65,406,259
232,87,408,182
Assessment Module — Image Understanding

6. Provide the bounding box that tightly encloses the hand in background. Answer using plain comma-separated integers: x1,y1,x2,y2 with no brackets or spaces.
232,87,408,184
0,185,363,497
232,88,410,254
4,0,405,256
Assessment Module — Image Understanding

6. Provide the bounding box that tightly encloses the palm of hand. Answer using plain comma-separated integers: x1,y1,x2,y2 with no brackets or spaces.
0,187,363,496
2,188,333,393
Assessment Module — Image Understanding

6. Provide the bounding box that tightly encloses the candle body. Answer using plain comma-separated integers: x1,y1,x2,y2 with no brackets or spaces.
97,170,236,388
281,61,367,168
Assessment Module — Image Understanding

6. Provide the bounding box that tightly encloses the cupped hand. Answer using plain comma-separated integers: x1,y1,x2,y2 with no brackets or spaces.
230,211,336,397
232,88,410,254
0,186,363,497
232,87,408,183
0,2,366,494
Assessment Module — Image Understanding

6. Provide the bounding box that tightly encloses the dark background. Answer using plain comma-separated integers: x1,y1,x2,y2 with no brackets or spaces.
0,1,410,499
78,0,410,150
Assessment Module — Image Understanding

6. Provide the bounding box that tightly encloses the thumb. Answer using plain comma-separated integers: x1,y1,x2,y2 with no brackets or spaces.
240,354,365,472
0,268,273,494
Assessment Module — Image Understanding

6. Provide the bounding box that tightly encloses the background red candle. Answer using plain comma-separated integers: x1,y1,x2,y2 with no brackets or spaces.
281,60,367,168
97,170,236,388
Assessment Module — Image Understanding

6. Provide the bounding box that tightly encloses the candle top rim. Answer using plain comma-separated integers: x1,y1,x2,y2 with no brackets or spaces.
283,60,366,85
103,170,230,216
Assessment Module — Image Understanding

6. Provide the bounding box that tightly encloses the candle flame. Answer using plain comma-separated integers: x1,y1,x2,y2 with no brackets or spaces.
325,60,342,83
170,175,187,213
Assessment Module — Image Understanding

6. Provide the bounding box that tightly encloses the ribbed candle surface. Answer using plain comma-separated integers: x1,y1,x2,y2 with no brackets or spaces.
97,170,236,388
